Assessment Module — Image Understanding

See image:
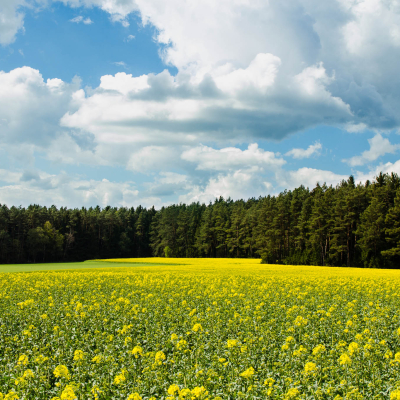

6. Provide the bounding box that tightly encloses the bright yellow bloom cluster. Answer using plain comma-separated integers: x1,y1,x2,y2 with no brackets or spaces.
240,367,255,378
53,365,70,380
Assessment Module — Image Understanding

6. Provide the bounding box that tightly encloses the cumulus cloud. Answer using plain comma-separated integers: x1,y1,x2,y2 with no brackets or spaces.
354,159,400,184
0,0,25,45
0,169,150,208
4,0,400,135
3,0,400,207
179,170,273,204
59,60,352,144
343,133,400,166
181,144,285,171
285,142,322,159
127,146,183,173
277,167,348,190
0,67,79,146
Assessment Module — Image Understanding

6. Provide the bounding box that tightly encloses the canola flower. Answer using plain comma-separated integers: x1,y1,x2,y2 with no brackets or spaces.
2,257,400,398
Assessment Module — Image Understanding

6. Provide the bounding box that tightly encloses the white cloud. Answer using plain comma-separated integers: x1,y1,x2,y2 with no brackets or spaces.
285,142,322,159
69,16,83,23
69,16,93,24
61,0,138,27
278,167,348,190
126,34,135,41
0,0,25,45
3,0,400,207
0,67,79,146
354,159,400,183
343,133,400,166
59,59,352,145
212,53,281,94
0,169,23,183
127,146,182,173
179,170,272,204
4,0,400,134
344,122,368,133
181,143,285,171
0,169,157,208
113,61,127,68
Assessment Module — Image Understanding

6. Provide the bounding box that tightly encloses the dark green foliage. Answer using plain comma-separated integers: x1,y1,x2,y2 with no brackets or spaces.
1,172,400,267
164,246,172,258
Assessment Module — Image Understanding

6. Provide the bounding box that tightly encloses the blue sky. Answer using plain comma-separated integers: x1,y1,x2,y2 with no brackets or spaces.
1,0,400,208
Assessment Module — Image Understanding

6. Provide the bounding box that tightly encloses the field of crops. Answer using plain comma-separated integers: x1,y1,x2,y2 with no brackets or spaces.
1,258,400,400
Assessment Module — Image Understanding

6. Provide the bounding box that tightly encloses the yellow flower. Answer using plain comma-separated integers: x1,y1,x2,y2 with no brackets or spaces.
227,339,238,348
124,337,132,346
303,362,317,375
286,388,300,399
293,345,307,357
312,344,326,356
17,355,28,366
132,346,143,358
192,323,203,332
348,342,359,355
391,389,400,400
91,386,103,400
53,365,70,380
240,367,255,379
60,385,77,400
73,350,85,362
264,378,275,387
34,355,48,364
294,316,307,327
176,339,187,350
178,388,192,399
171,333,178,341
113,370,127,385
127,393,142,400
92,355,103,364
191,387,208,398
22,370,34,379
338,353,352,366
155,351,166,364
4,391,19,400
167,384,180,396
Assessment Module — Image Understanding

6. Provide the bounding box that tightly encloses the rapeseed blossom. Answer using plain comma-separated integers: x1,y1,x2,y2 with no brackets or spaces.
2,257,400,398
304,362,317,375
126,393,142,400
240,367,255,378
53,365,70,380
60,385,76,400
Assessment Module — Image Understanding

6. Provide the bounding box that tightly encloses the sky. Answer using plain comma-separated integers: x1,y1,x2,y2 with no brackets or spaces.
1,0,400,209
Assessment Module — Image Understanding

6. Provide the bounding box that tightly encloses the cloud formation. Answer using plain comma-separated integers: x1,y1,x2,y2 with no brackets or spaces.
286,142,322,159
1,0,400,207
69,16,93,24
344,134,400,167
181,144,285,171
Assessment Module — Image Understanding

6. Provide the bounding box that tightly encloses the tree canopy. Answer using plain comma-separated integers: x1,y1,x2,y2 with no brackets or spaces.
1,172,400,268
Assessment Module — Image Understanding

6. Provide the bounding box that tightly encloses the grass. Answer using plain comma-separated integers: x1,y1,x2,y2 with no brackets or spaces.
0,260,166,273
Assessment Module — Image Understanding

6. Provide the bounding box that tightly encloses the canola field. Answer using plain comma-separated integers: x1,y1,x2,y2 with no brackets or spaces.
1,258,400,400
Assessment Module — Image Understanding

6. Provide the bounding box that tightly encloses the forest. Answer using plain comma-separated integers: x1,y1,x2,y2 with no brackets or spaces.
0,172,399,268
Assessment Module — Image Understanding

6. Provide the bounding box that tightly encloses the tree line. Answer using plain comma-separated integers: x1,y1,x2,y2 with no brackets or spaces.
0,172,400,268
